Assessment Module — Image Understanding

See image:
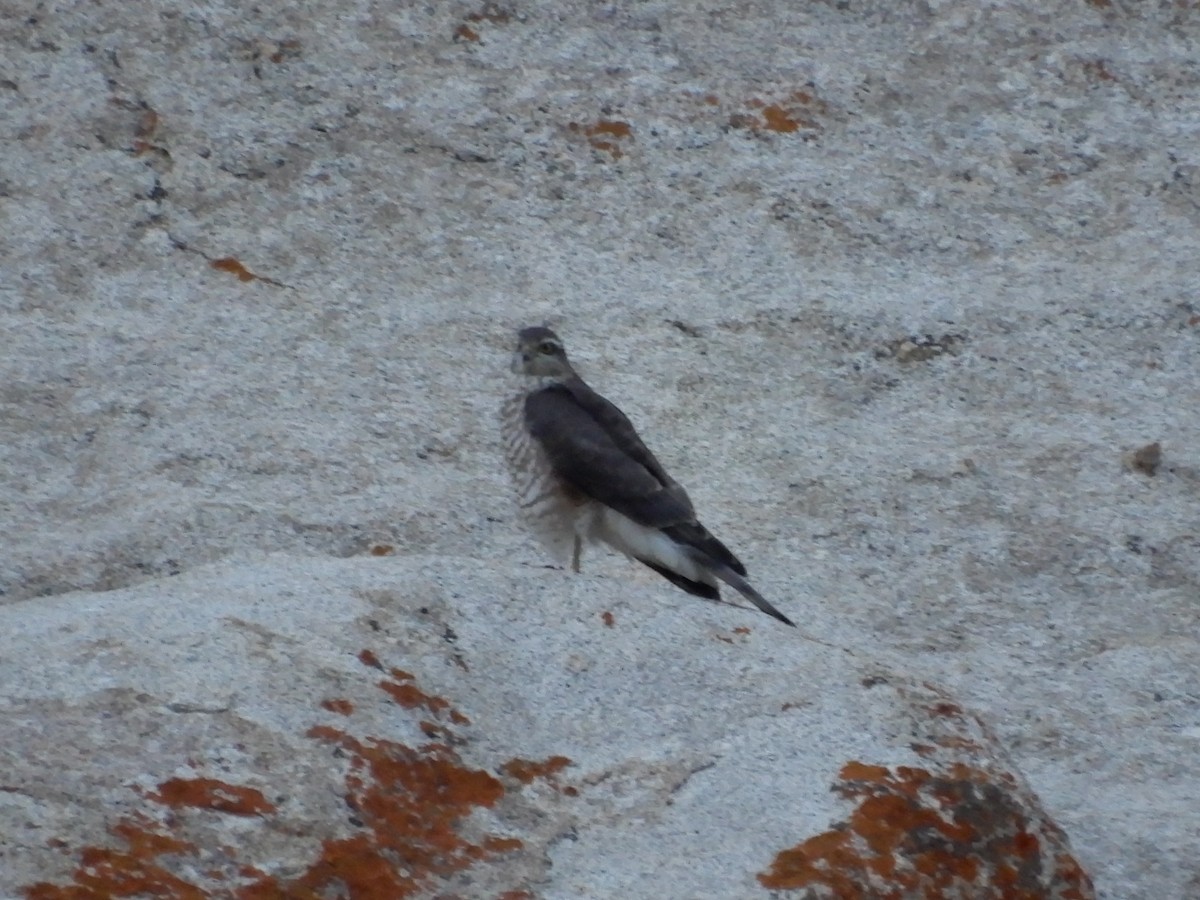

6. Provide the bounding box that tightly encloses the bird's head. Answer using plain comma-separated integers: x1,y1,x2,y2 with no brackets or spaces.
512,326,574,378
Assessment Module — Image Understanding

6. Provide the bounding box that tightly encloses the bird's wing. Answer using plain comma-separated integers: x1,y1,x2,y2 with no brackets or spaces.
560,377,697,513
554,378,750,577
524,384,693,528
662,522,747,578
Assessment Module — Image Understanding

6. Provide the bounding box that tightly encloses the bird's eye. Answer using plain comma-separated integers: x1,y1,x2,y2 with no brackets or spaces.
538,341,557,354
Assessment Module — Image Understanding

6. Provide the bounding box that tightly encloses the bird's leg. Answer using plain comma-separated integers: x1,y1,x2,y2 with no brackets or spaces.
572,535,582,573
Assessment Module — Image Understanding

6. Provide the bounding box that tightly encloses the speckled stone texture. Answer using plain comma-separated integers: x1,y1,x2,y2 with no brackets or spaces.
2,1,1197,897
4,558,1094,898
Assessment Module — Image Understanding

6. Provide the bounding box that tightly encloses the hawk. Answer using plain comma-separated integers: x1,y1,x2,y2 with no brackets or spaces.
501,326,794,627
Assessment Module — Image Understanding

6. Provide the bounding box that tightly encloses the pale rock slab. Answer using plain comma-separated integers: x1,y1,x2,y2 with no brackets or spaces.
3,556,1090,898
2,0,1198,897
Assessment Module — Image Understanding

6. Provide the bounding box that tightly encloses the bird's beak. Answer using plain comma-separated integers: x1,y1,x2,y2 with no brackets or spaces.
510,352,525,374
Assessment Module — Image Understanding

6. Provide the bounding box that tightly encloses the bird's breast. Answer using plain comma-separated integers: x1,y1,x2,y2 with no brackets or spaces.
501,390,590,562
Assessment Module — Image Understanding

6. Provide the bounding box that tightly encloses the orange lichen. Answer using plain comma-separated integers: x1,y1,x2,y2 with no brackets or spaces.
210,257,257,282
758,760,1095,897
728,89,825,134
500,756,572,785
321,698,355,715
585,120,631,139
379,679,448,713
419,719,449,740
25,653,544,898
25,815,204,900
601,611,615,627
378,667,455,719
840,761,891,781
148,778,276,817
762,104,800,132
568,120,634,160
270,726,518,896
208,257,285,286
454,24,480,42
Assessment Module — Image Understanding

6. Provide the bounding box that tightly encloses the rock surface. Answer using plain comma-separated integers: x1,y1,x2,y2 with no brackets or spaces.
4,558,1093,898
2,0,1198,897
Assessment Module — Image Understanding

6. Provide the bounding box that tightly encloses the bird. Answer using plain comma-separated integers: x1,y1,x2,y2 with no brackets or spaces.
501,325,794,627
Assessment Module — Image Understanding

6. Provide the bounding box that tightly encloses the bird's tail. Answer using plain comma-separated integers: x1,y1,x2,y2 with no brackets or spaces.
707,562,795,627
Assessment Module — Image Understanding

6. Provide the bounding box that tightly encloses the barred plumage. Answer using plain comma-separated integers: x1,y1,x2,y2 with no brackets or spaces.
501,389,589,567
500,326,793,627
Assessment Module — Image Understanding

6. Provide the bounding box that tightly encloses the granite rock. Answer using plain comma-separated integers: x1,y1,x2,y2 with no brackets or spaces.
2,0,1198,896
